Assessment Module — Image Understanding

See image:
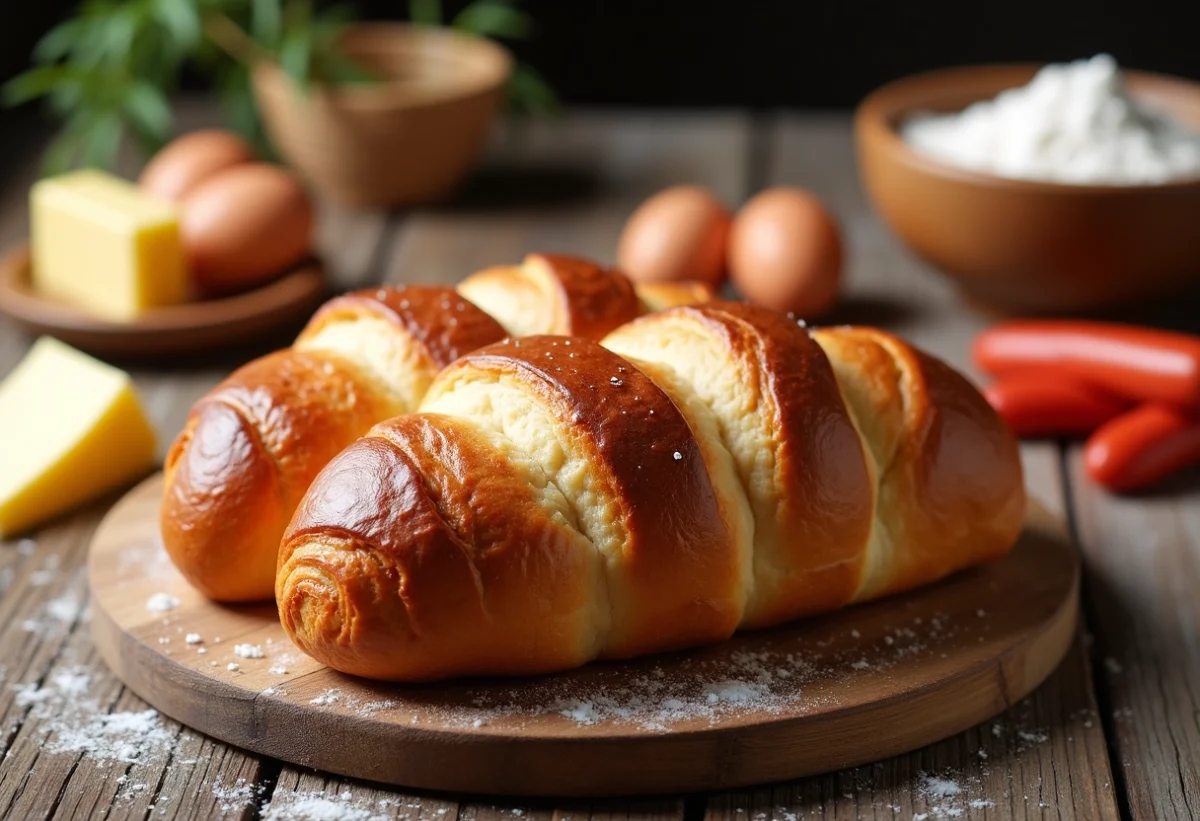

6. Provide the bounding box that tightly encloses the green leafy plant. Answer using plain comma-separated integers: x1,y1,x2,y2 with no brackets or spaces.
4,0,557,174
408,0,558,116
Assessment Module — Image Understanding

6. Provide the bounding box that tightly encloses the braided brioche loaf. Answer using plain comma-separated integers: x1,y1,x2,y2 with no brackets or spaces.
162,253,688,602
278,302,1024,681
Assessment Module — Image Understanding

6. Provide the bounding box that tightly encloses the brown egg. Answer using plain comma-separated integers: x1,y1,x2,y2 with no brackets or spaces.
180,163,314,294
729,187,843,317
139,130,255,202
617,185,731,285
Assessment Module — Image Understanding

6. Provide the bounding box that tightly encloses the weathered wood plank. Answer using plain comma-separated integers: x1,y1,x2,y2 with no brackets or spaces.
264,769,457,820
0,429,268,821
382,111,750,285
697,112,1121,821
1066,448,1200,820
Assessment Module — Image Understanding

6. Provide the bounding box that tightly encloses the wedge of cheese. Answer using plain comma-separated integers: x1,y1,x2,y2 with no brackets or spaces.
0,337,157,538
31,169,186,321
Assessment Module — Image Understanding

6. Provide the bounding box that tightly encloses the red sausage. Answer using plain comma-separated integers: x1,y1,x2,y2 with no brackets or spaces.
974,322,1200,408
1084,403,1200,492
983,376,1130,438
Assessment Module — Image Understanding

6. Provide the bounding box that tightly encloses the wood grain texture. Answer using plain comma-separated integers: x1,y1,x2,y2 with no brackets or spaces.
381,112,751,287
0,500,269,821
1066,448,1200,820
90,473,1077,796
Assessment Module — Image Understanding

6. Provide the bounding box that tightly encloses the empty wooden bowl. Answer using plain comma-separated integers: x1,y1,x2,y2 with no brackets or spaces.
855,64,1200,314
253,24,512,208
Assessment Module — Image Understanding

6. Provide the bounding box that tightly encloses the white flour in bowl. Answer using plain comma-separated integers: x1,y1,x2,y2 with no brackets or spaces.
901,54,1200,184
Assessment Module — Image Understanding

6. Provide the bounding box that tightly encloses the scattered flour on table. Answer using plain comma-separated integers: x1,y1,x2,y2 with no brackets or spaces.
145,592,180,613
262,791,400,821
920,773,962,799
310,688,342,706
212,778,264,813
7,666,175,767
234,643,265,659
46,595,82,623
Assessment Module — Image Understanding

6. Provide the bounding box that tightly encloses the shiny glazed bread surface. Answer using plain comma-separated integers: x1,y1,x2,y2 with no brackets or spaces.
162,253,700,602
278,303,1025,681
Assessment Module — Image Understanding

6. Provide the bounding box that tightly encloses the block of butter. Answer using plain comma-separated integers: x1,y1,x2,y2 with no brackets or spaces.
0,337,157,538
31,169,187,321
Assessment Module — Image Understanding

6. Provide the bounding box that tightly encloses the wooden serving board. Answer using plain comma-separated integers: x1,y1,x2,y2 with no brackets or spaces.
89,474,1079,797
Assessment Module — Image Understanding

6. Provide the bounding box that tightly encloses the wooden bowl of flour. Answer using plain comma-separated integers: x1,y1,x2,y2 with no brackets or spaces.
855,64,1200,314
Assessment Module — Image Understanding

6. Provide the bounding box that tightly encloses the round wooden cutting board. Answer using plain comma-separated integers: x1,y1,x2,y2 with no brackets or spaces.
90,474,1079,797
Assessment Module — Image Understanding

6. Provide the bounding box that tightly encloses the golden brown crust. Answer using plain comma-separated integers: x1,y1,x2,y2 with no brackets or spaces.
633,280,716,313
532,254,642,338
434,335,739,657
602,302,874,627
457,254,641,339
162,267,644,604
299,285,507,369
811,327,1025,600
162,401,283,601
278,308,1024,681
279,414,598,681
161,285,507,603
161,349,398,601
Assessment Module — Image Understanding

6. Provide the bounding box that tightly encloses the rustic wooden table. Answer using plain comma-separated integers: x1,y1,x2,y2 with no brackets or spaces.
1,106,1197,821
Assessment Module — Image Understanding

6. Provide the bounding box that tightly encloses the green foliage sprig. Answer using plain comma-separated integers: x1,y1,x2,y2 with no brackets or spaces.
409,0,558,116
3,0,557,174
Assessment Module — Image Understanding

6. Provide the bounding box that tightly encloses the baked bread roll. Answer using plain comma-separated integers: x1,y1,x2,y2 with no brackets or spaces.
278,302,1024,681
633,281,717,313
163,253,693,602
458,253,641,339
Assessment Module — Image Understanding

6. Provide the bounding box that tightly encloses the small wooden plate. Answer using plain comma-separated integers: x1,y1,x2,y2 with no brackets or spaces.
0,243,327,359
90,475,1080,797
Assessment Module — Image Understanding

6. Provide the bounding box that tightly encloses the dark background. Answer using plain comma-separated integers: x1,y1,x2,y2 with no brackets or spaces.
3,0,1199,108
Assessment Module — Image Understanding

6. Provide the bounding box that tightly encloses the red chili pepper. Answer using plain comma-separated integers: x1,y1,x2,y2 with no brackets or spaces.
974,322,1200,408
983,376,1130,438
1084,403,1200,492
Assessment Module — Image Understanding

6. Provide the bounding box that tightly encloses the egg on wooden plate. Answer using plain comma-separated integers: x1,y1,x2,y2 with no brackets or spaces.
617,185,731,286
139,130,255,202
180,163,315,295
729,186,843,317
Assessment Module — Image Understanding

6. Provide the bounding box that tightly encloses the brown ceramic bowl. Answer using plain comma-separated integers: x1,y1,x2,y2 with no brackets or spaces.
253,24,511,208
856,64,1200,314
